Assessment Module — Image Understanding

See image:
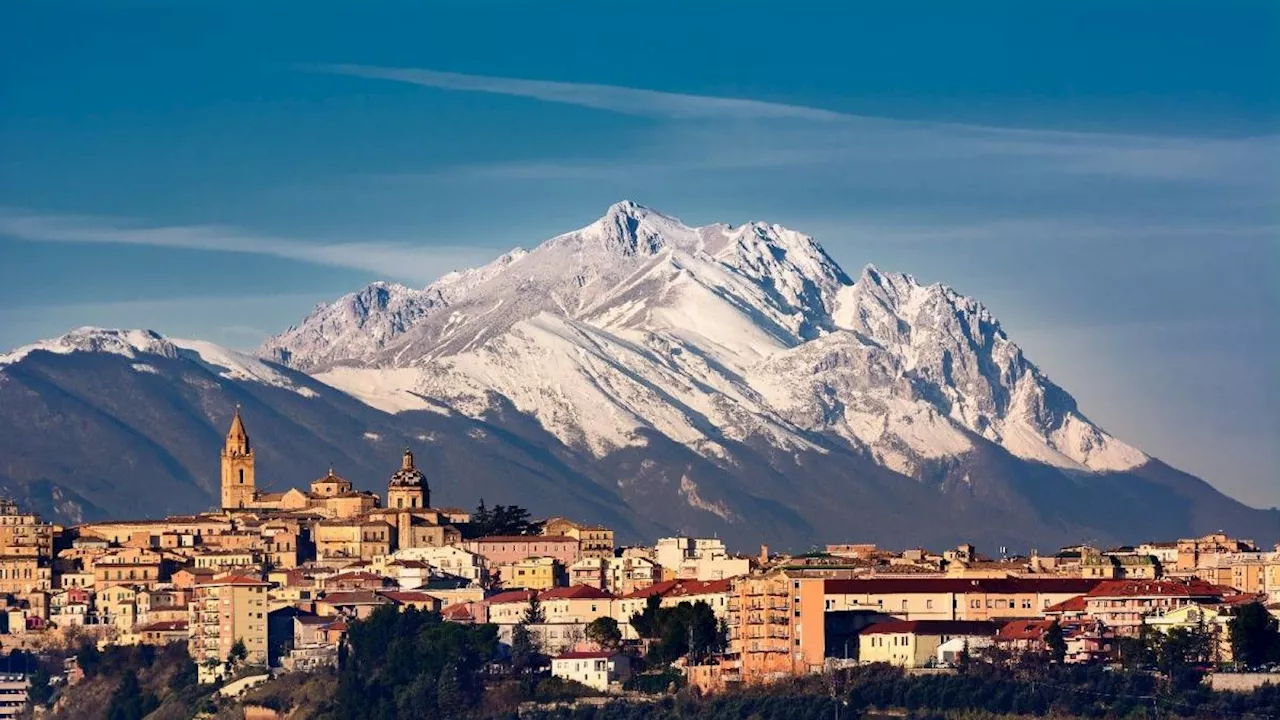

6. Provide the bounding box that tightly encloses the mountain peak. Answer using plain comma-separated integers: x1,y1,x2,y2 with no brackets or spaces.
570,200,695,257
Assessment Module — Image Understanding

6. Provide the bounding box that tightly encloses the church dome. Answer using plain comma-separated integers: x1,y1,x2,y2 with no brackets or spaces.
389,448,428,488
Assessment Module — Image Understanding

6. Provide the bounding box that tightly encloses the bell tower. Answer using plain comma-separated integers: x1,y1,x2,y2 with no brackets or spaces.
220,405,257,510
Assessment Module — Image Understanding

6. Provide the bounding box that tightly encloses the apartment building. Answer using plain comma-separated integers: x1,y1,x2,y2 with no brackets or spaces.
188,574,270,682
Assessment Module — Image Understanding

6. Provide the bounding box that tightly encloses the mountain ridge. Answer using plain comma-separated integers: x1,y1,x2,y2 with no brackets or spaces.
1,201,1275,550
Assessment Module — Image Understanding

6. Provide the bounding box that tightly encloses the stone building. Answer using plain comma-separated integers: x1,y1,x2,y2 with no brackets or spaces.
386,449,430,510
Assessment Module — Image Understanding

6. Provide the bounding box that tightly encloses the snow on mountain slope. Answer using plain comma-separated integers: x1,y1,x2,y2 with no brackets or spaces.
264,201,1146,476
2,327,317,398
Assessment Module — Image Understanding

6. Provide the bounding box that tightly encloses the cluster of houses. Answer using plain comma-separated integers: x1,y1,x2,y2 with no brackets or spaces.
0,410,1278,694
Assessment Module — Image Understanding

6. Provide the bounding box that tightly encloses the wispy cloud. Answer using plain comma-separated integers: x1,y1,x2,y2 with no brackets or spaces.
314,64,1279,187
309,63,848,121
0,208,498,284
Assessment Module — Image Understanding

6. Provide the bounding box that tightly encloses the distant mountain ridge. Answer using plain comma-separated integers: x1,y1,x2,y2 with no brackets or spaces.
2,202,1276,551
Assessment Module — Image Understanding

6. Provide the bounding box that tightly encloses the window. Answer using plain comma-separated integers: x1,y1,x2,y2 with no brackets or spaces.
926,599,934,610
239,469,244,484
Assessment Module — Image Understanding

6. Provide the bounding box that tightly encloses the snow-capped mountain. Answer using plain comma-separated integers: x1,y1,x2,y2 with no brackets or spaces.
2,202,1275,550
261,201,1144,477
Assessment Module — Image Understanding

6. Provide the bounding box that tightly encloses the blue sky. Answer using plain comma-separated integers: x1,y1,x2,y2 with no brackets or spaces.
1,0,1277,506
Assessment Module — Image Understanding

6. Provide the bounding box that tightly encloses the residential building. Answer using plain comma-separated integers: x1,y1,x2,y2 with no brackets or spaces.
543,518,614,560
0,674,29,719
859,620,999,668
1082,579,1223,636
187,574,270,682
655,537,750,581
551,651,631,692
495,557,567,590
461,536,580,567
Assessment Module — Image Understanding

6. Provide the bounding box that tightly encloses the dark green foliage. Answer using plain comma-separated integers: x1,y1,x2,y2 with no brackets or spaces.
629,600,724,665
104,670,159,720
585,616,623,649
468,501,539,537
523,595,546,625
1230,601,1280,667
1045,619,1067,664
76,643,103,677
321,605,499,720
511,622,541,673
27,665,52,707
522,662,1280,720
168,656,198,690
227,638,248,666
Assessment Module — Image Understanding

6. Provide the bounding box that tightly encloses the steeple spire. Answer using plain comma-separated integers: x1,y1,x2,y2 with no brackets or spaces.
225,404,250,454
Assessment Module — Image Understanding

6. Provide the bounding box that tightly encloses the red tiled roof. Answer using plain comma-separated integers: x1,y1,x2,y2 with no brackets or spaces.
1044,595,1087,613
617,580,681,600
825,578,1100,595
538,585,613,601
860,620,1000,637
442,603,476,621
197,574,267,587
997,619,1054,641
1084,580,1222,598
670,579,733,596
486,589,538,605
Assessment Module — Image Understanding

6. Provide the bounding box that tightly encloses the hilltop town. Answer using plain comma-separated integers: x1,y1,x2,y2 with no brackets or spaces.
1,410,1278,716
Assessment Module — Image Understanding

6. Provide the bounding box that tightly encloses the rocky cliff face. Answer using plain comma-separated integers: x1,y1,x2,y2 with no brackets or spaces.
1,202,1274,550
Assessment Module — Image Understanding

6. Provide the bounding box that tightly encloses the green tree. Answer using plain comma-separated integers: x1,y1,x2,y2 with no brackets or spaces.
26,665,52,708
436,661,465,717
105,670,159,720
630,595,663,639
523,594,546,625
585,616,623,649
227,638,248,666
511,623,540,674
1230,602,1280,667
1045,620,1067,664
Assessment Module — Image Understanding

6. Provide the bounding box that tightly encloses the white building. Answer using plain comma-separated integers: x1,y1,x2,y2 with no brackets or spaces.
392,546,487,585
0,674,29,719
551,651,631,692
654,537,750,581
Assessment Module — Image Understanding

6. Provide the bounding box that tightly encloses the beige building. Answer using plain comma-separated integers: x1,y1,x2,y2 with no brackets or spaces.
859,620,999,668
188,574,270,681
314,520,393,561
544,518,614,560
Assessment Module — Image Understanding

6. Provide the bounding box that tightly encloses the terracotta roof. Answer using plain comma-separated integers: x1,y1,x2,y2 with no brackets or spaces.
486,589,537,605
860,620,1000,637
997,619,1054,641
441,603,476,622
197,573,267,587
538,585,613,601
1044,595,1087,613
1085,580,1222,598
825,578,1100,595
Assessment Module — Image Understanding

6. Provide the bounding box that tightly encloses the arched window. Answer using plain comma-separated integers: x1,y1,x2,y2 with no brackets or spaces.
239,469,245,484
